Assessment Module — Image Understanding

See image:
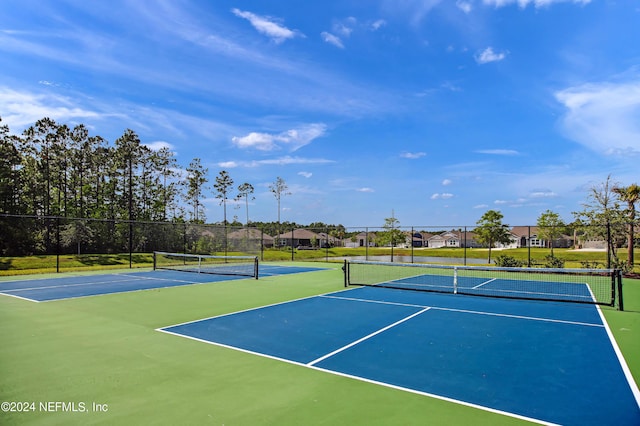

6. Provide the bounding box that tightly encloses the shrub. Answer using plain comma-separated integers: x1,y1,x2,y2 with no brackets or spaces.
494,254,525,267
543,254,564,269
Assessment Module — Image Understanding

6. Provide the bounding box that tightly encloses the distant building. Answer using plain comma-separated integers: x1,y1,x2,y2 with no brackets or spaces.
227,228,274,249
344,232,377,248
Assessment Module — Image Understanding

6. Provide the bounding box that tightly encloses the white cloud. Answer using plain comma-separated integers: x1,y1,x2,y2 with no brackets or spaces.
442,179,453,186
224,156,334,167
431,193,454,199
231,8,302,43
218,161,239,168
483,0,591,8
555,78,640,156
321,32,344,49
0,87,100,128
232,123,327,151
144,140,174,151
529,190,558,198
400,151,427,159
357,187,375,193
333,17,357,37
371,19,387,31
456,1,473,13
475,47,507,64
474,204,489,209
298,171,313,178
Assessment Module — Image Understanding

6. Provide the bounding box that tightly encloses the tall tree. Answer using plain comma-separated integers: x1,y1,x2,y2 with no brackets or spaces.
269,176,290,240
269,176,290,224
0,118,22,214
184,158,208,222
475,210,512,264
114,129,143,221
573,175,627,268
536,210,566,256
154,146,179,220
236,182,255,225
214,170,234,225
613,183,640,268
21,117,59,216
379,211,404,248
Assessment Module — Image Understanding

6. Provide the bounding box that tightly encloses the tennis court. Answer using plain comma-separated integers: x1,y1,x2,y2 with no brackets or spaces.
159,268,640,426
0,263,328,302
2,259,639,425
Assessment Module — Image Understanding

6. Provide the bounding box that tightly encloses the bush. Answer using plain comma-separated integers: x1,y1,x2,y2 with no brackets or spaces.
543,254,564,269
611,257,633,274
494,254,525,267
580,260,603,269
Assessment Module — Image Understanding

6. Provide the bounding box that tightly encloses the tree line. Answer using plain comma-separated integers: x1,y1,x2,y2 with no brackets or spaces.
1,117,637,269
1,116,234,222
0,116,347,255
470,176,638,270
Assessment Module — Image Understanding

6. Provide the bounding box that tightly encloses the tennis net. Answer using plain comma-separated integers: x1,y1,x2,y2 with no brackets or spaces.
344,260,622,307
153,251,259,279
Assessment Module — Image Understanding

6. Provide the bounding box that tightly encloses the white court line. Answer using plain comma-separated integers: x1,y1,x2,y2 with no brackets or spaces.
594,305,640,409
0,273,198,293
320,294,604,328
307,307,431,366
156,295,558,426
471,278,497,289
0,276,150,292
0,292,41,302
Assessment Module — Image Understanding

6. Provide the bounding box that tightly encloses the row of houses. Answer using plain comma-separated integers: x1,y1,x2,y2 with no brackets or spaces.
227,227,590,250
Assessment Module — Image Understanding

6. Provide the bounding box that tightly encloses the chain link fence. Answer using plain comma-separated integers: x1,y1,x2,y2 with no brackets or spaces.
1,215,638,273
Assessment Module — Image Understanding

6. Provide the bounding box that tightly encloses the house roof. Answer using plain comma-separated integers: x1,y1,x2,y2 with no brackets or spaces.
276,228,321,239
353,231,377,238
511,226,540,237
227,228,273,241
427,230,477,241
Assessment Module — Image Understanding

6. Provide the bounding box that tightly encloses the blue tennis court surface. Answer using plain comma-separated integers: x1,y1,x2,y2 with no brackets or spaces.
0,264,327,302
389,274,597,303
159,286,640,426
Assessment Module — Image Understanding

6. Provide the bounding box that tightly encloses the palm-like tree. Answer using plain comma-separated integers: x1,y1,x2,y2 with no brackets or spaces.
613,184,640,268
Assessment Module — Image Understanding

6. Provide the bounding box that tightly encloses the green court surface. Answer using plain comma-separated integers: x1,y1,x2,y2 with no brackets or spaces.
1,262,639,425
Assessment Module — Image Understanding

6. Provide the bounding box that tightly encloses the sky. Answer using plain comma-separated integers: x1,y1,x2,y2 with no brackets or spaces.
1,0,639,228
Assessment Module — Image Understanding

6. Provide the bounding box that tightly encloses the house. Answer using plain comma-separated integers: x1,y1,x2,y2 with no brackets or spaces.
508,226,573,249
427,230,481,248
316,232,341,248
227,228,274,249
344,232,377,248
410,232,429,247
276,228,322,248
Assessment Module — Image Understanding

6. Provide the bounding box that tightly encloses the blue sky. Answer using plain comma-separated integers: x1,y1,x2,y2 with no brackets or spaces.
1,0,639,227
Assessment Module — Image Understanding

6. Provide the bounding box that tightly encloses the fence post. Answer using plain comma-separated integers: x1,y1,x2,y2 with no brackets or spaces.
365,227,369,261
56,216,60,273
607,221,612,269
325,226,329,262
411,227,414,263
617,270,624,311
463,226,467,266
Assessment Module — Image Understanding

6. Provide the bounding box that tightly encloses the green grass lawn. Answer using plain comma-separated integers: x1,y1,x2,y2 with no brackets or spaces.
1,247,637,275
0,264,638,425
